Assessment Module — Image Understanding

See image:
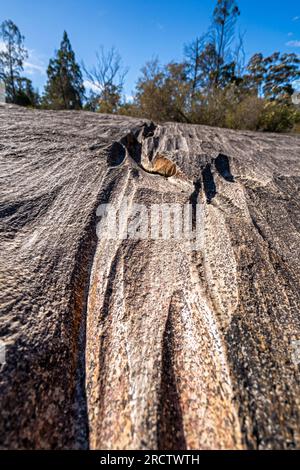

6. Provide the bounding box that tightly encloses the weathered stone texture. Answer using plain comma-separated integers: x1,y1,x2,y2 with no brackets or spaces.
0,105,300,449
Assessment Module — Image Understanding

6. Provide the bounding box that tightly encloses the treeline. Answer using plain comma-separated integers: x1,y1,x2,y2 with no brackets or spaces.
1,0,300,132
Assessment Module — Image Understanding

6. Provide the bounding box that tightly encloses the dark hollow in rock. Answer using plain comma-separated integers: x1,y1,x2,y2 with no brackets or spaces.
141,121,156,139
121,132,142,164
189,179,202,227
215,153,234,182
106,141,126,167
202,164,217,203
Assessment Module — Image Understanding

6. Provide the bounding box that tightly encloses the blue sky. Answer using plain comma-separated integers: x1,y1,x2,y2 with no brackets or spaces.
1,0,300,98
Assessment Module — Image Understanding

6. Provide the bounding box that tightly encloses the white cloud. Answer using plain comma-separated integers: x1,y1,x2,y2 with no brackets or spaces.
23,61,46,75
293,16,300,21
83,80,102,93
0,43,46,76
24,49,46,76
125,94,134,103
286,40,300,47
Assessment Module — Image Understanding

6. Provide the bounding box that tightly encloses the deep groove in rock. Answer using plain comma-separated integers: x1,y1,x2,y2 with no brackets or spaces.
215,154,234,182
121,132,142,164
120,122,156,165
157,301,187,450
69,211,99,449
202,163,216,203
189,179,202,228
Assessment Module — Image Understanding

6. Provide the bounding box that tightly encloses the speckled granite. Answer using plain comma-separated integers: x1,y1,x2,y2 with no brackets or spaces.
1,105,300,449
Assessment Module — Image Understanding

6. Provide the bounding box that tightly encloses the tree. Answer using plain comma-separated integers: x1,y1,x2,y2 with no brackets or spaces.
43,31,85,110
246,52,300,102
83,90,101,112
83,47,128,114
0,19,28,103
184,39,239,122
14,77,40,107
197,43,219,90
246,53,268,97
118,100,139,117
134,59,190,122
210,0,240,86
184,37,204,105
233,31,246,77
263,53,300,102
185,0,241,109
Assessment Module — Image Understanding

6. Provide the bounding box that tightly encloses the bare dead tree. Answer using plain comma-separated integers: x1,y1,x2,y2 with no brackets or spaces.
234,31,246,77
83,46,128,94
184,36,206,102
210,0,240,85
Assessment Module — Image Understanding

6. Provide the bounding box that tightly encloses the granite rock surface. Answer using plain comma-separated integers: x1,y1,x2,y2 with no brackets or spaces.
1,105,300,449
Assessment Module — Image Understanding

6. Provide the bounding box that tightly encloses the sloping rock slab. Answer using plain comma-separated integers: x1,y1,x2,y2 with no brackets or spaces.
1,105,300,449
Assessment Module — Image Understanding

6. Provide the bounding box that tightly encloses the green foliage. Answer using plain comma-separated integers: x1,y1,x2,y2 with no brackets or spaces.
84,85,122,114
0,19,38,106
118,101,139,117
14,77,40,107
42,31,84,110
224,94,265,130
130,0,299,133
83,47,127,114
134,59,190,122
187,85,261,130
246,52,300,102
1,2,299,134
97,86,122,114
187,84,298,132
258,101,298,132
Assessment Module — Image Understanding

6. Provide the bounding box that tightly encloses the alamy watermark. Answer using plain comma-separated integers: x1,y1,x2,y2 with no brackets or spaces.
0,340,6,368
292,90,300,105
0,81,5,105
292,80,300,105
96,198,205,251
291,340,300,365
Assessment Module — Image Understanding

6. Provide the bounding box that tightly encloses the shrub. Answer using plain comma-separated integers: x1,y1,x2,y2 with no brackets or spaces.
258,101,298,132
225,95,265,131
